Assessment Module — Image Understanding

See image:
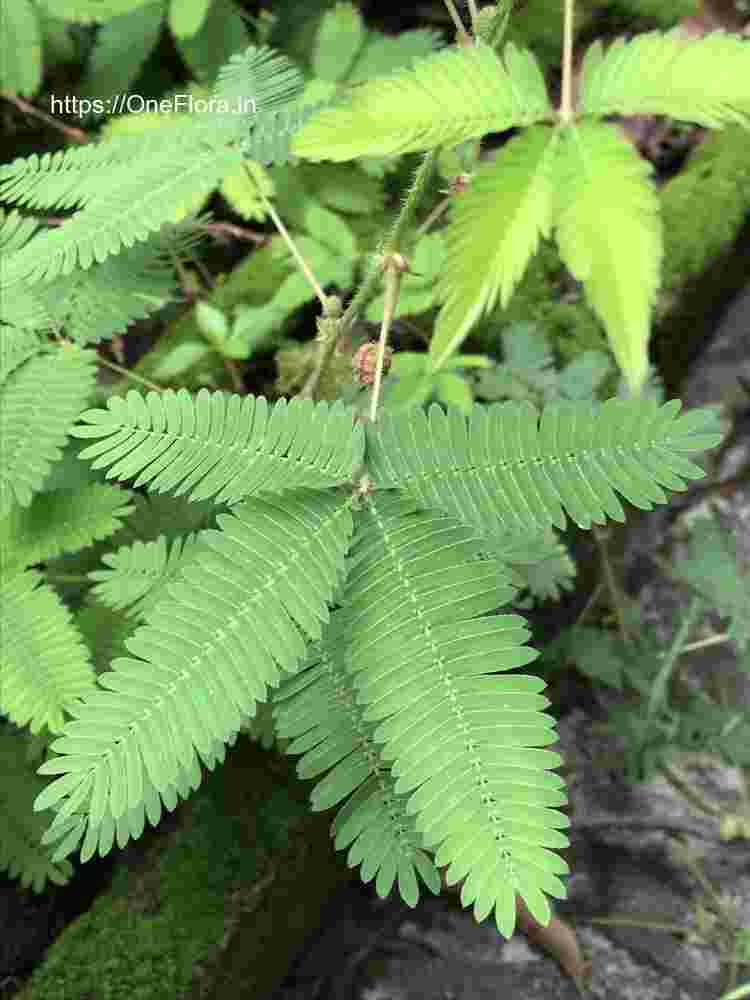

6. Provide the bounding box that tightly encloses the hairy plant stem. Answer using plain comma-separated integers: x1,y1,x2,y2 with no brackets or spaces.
560,0,575,123
340,149,439,333
384,149,438,254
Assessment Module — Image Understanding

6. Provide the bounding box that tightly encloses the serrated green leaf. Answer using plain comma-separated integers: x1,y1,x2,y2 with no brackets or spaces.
552,121,663,395
580,30,750,128
293,40,551,161
313,2,364,83
430,125,560,372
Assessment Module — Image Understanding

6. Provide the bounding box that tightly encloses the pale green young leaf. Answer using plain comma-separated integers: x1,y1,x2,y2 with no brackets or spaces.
0,0,42,96
168,0,212,38
580,30,750,128
313,2,365,83
429,125,560,372
293,40,551,162
552,121,662,395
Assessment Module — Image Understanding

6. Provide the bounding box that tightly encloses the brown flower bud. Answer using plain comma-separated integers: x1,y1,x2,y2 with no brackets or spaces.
352,342,393,386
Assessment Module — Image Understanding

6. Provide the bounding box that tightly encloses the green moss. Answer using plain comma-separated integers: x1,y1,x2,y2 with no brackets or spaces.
18,743,310,1000
659,125,750,304
471,240,608,363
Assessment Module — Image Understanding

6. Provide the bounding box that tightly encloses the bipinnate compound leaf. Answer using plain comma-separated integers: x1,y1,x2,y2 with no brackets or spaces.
70,389,364,504
34,489,354,862
273,613,441,907
292,40,551,161
365,398,724,539
552,121,663,394
429,125,560,372
335,493,566,936
579,30,750,128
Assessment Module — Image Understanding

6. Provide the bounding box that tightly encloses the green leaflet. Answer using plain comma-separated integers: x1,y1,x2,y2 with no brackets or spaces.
552,121,663,394
70,390,365,503
430,125,560,372
580,30,750,128
365,398,724,537
273,613,441,907
88,532,206,620
0,344,97,517
336,493,565,935
0,0,42,96
1,483,134,571
35,489,354,861
1,570,96,734
292,40,551,161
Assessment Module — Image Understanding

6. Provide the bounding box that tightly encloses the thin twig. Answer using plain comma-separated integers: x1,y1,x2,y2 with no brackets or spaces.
197,221,268,245
442,0,472,42
246,164,327,308
97,355,164,393
1,91,90,144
